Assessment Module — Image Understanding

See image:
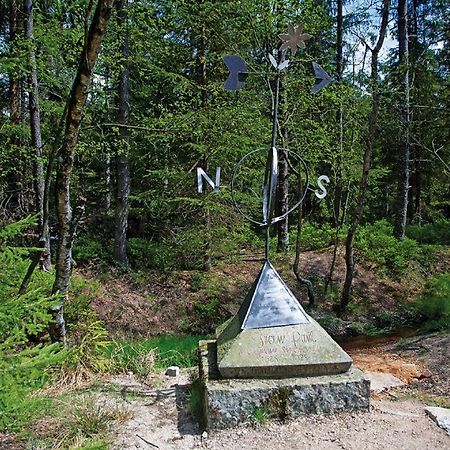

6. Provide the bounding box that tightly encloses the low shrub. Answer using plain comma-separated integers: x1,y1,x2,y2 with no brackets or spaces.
413,273,450,332
406,220,450,245
295,223,335,251
73,235,109,265
355,220,420,276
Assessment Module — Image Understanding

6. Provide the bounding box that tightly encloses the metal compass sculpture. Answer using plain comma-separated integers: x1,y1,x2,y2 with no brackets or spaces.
195,23,334,330
222,23,333,261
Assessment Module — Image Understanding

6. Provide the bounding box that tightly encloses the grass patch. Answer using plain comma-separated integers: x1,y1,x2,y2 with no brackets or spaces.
26,394,131,449
106,335,205,377
186,375,204,423
251,406,269,425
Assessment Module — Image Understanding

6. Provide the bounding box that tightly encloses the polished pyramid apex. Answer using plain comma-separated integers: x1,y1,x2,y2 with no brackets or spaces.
237,260,310,330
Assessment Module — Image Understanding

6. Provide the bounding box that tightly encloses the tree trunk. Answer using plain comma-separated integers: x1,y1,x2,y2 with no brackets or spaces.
340,0,390,312
327,0,345,287
51,0,114,342
394,0,410,239
114,0,130,266
24,0,50,270
199,17,211,271
277,62,289,252
293,175,315,307
9,0,20,129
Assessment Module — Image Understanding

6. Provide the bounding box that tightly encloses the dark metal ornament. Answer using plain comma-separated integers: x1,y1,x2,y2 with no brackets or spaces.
223,55,248,91
311,62,333,94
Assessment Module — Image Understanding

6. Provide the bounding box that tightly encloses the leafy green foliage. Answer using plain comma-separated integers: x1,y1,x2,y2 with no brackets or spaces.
406,221,450,245
355,220,421,276
413,273,450,332
295,223,335,250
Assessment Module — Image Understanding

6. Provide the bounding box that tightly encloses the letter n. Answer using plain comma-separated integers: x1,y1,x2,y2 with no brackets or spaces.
197,167,221,193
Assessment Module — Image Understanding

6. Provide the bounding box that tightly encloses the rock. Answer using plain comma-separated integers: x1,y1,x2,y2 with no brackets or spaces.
165,366,180,377
425,406,450,435
201,431,208,439
365,372,405,393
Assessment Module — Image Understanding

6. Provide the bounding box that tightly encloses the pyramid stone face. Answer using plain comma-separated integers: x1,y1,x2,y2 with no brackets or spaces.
217,319,352,379
216,262,352,379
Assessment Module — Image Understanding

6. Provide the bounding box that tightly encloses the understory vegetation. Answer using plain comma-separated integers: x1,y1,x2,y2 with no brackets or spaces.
1,0,449,447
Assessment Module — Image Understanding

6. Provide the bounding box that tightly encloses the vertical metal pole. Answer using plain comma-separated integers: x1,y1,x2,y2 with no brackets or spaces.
271,70,281,149
265,54,282,261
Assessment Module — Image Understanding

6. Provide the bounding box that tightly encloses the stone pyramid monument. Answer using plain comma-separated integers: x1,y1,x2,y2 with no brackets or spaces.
216,261,352,379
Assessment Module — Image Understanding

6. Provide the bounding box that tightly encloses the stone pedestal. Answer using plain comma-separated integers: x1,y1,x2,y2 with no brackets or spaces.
198,339,370,430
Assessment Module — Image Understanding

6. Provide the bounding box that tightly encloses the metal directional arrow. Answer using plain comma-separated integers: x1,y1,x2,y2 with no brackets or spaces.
311,62,333,94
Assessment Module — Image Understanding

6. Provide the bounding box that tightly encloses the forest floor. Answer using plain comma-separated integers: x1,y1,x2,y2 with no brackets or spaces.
71,334,450,449
87,246,449,340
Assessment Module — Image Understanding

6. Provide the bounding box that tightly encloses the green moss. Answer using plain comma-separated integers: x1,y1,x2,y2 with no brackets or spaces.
263,387,293,420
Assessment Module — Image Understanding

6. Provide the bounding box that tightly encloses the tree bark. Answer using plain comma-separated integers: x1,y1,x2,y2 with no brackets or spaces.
340,0,390,312
394,0,411,239
198,14,211,271
277,60,289,253
51,0,114,342
114,0,130,266
24,0,50,270
293,176,315,307
9,0,20,129
327,0,345,288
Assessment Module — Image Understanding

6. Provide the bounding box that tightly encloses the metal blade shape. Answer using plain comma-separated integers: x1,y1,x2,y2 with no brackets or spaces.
311,62,333,94
223,55,248,91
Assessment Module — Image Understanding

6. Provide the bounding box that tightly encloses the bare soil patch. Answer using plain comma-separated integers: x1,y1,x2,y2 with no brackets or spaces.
86,248,414,338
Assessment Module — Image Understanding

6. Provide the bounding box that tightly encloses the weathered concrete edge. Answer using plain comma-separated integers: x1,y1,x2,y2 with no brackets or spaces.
199,339,371,430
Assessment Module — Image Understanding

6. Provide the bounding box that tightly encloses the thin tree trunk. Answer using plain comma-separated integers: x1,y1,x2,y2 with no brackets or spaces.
328,1,345,290
340,0,390,312
8,0,22,211
105,150,111,211
51,0,114,342
277,61,289,252
199,17,211,271
9,0,20,129
394,0,410,239
24,0,50,270
114,0,130,266
293,175,315,307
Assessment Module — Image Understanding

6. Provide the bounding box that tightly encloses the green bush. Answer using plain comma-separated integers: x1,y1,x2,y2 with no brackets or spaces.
73,235,109,264
295,223,335,251
355,220,420,276
413,273,450,332
406,220,450,245
128,237,178,270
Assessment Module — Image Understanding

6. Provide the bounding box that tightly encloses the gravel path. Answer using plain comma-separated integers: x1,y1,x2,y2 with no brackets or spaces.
110,372,449,450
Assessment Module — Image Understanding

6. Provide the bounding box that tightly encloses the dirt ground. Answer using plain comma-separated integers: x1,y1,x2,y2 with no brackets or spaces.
106,334,450,450
87,248,420,339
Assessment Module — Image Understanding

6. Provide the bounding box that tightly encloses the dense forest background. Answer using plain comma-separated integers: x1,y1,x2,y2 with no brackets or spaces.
0,0,449,446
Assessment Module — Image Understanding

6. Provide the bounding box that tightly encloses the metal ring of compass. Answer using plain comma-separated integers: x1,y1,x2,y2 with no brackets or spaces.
231,147,309,227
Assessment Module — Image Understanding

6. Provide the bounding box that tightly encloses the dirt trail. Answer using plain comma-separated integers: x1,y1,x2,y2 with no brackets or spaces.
108,335,450,450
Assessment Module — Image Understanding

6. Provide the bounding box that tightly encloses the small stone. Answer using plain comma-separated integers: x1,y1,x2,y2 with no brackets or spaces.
425,406,450,435
202,431,208,439
165,366,180,377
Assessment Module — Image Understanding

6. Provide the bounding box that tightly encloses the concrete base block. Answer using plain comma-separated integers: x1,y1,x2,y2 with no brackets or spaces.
198,340,370,430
